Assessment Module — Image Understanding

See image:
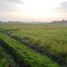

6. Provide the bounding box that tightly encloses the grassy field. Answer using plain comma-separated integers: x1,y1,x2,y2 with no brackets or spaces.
0,23,67,67
10,28,67,61
0,46,17,67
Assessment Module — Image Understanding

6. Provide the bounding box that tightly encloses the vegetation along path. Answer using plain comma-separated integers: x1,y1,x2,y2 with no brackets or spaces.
0,37,28,67
0,32,61,67
3,31,67,67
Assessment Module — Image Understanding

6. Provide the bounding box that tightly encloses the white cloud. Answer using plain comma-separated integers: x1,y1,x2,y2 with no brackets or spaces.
0,0,67,21
0,0,23,12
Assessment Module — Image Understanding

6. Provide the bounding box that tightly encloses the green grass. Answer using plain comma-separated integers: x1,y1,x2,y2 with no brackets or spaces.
10,28,67,62
0,46,17,67
0,32,60,67
0,23,67,67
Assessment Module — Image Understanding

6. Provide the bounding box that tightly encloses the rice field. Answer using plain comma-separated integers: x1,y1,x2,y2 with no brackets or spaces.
0,23,67,67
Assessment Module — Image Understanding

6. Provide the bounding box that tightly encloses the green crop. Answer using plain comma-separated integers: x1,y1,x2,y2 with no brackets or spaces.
0,32,60,67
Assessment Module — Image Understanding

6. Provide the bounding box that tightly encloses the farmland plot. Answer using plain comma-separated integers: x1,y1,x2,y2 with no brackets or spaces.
0,23,67,67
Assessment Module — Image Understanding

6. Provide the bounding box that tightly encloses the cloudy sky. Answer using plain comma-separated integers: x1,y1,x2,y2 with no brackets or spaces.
0,0,67,22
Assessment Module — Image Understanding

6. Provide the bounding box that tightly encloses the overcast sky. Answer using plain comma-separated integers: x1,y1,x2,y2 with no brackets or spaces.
0,0,67,22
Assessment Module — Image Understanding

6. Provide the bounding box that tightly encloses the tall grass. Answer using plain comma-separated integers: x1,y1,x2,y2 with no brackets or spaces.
0,32,60,67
